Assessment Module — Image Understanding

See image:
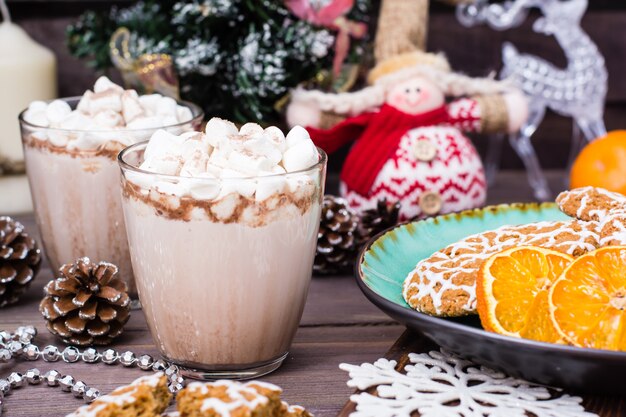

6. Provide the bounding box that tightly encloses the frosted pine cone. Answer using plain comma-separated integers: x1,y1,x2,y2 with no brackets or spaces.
314,195,359,275
40,257,131,346
0,216,41,307
357,199,401,247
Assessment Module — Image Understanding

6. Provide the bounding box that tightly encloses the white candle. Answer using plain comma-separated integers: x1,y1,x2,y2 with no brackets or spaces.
0,0,56,165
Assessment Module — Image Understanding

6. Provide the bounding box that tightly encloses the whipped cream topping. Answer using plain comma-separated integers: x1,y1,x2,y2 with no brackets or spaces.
23,76,195,151
127,118,320,208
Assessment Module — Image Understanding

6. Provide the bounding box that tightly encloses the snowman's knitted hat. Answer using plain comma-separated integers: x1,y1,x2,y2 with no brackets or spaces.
368,51,451,84
368,0,451,84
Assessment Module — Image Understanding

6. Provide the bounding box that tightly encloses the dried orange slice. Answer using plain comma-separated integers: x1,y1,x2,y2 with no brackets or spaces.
477,246,573,343
550,246,626,351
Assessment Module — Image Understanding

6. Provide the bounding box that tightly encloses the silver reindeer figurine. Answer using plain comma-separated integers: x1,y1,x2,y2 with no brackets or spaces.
457,0,608,200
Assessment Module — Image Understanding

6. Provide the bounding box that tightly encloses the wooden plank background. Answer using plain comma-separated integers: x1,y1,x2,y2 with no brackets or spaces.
6,0,626,172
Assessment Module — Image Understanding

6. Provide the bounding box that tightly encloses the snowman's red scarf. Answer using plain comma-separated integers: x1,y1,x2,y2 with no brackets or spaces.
307,104,449,196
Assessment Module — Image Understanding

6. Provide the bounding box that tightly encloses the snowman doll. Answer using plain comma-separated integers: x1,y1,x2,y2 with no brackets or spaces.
287,0,528,220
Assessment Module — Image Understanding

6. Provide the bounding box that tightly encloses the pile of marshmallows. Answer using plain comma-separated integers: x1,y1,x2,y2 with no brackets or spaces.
22,77,193,150
131,118,320,202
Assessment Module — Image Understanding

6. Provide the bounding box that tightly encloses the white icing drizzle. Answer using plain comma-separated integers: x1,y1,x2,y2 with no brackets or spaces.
403,220,600,315
283,401,307,414
130,372,163,388
558,187,626,221
65,372,165,417
185,380,280,417
600,214,626,246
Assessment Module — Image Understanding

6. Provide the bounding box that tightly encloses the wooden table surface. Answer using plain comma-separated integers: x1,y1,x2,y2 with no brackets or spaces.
0,171,617,416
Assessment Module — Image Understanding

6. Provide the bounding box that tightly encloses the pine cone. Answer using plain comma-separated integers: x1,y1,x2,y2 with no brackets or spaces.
314,195,359,275
0,216,41,307
357,199,401,247
39,257,131,346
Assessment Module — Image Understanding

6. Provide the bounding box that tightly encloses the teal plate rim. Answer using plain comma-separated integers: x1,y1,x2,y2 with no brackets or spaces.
355,202,626,359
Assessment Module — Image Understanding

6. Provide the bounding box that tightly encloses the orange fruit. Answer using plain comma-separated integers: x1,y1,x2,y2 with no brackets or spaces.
570,130,626,194
477,246,573,343
550,246,626,351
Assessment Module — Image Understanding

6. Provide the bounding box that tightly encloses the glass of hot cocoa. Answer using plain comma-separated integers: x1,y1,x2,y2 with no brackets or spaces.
19,77,203,299
118,118,326,379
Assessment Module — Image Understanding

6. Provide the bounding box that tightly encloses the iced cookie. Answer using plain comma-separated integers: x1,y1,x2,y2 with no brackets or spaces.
176,380,283,417
66,373,171,417
556,187,626,222
402,220,601,317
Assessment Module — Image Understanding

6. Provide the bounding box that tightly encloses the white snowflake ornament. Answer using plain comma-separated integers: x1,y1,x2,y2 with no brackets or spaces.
339,350,597,417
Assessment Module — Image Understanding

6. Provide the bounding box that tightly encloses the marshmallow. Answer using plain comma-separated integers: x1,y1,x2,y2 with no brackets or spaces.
48,131,70,148
208,146,232,169
138,94,163,115
227,151,275,175
187,177,221,200
121,90,144,123
272,165,287,175
94,109,124,128
176,105,193,123
128,118,320,206
287,175,316,200
143,130,185,161
93,76,124,94
285,125,311,149
181,131,204,141
24,103,49,127
46,100,72,125
256,176,286,201
140,155,182,176
243,138,282,165
25,76,198,151
89,90,123,114
210,193,240,220
31,131,48,141
205,164,223,178
59,112,90,131
264,126,287,152
126,116,164,130
205,118,238,147
156,97,178,117
88,129,126,144
160,116,180,127
28,101,48,114
154,180,188,197
77,91,94,114
239,122,264,138
282,140,319,172
67,134,103,151
124,171,154,190
179,150,209,177
218,168,256,198
220,181,256,199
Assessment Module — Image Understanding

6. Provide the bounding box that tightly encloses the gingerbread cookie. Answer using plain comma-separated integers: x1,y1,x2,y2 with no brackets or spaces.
402,220,601,317
66,373,171,417
176,380,310,417
556,187,626,222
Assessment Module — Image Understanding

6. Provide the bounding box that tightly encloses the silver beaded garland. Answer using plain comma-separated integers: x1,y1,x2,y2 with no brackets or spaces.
0,326,184,415
63,346,81,363
44,369,61,386
24,369,41,385
43,345,60,362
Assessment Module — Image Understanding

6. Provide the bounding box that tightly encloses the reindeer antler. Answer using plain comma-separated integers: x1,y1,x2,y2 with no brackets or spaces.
457,0,546,31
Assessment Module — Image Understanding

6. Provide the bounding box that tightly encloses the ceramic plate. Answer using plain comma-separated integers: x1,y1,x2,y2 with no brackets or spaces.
357,203,626,394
